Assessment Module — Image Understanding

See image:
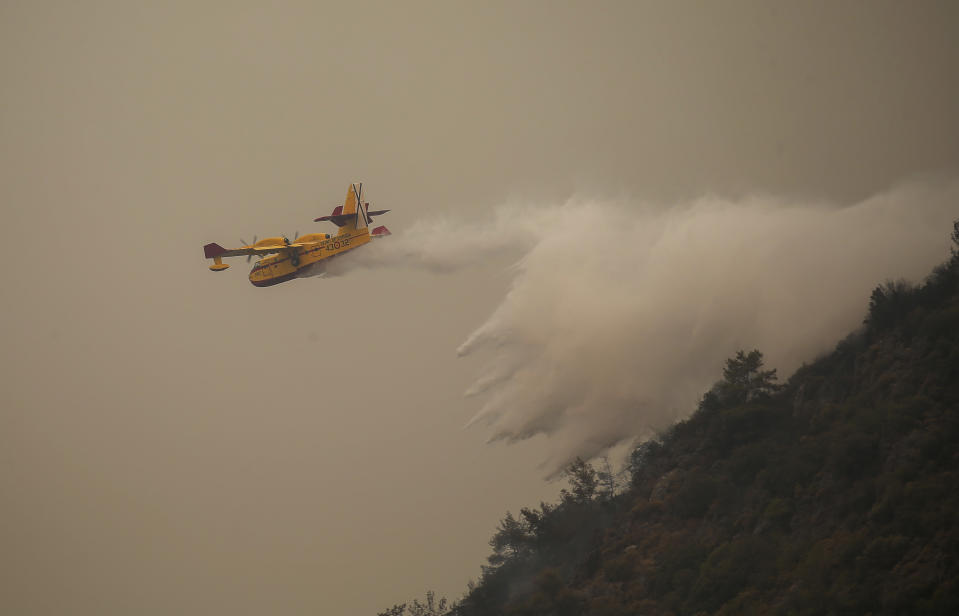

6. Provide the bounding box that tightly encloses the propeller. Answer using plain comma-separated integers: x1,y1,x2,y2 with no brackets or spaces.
286,232,301,267
241,235,257,262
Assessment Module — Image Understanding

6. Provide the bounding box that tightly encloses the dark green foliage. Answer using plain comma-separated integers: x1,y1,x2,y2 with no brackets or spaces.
559,457,598,504
671,471,718,518
866,279,916,332
488,511,530,566
718,349,782,404
430,227,959,616
626,438,665,488
687,535,778,613
505,568,585,616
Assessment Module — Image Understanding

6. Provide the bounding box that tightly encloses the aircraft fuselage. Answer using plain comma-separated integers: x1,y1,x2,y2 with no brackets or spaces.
249,227,372,287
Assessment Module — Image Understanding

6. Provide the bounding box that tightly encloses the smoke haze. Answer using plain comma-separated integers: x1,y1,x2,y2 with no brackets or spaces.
3,2,958,613
357,181,958,474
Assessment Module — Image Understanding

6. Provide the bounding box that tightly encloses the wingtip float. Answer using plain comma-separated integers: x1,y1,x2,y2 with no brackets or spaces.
202,183,391,287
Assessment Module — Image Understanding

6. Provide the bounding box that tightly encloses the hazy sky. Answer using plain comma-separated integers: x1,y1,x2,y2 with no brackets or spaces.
2,1,958,614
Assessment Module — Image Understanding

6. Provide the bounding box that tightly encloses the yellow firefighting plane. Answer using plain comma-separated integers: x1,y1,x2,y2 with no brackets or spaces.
202,183,391,287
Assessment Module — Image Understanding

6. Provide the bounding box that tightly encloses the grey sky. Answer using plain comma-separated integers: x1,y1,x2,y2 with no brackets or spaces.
2,1,957,614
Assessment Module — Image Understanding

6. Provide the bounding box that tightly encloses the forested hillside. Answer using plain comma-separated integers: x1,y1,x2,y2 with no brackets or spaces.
382,222,959,616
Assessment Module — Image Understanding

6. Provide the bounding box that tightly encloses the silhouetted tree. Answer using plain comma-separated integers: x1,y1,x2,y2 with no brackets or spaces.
865,279,915,332
488,511,529,566
519,501,554,540
597,456,618,499
377,591,454,616
560,457,598,504
718,349,780,404
408,590,452,616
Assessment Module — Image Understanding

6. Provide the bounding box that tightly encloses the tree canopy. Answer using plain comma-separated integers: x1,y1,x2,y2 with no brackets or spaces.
717,348,781,404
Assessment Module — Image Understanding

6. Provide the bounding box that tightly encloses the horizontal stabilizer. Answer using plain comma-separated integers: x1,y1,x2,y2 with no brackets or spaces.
371,225,391,238
314,205,345,222
315,204,388,226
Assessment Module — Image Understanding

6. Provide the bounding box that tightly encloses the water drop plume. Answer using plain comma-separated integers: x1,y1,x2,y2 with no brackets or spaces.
358,180,959,475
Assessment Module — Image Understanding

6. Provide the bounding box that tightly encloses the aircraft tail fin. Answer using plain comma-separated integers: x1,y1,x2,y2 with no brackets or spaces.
349,183,369,230
203,243,227,259
203,243,230,270
341,183,359,215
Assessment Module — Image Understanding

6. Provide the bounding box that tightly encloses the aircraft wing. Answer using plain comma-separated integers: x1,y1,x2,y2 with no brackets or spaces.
203,243,285,259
